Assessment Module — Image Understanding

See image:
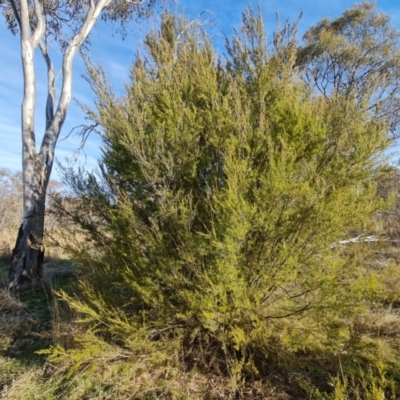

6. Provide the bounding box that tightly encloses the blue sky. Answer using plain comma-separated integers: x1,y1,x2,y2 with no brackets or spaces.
1,0,400,181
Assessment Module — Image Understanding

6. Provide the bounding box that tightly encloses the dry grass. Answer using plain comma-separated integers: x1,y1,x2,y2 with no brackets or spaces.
0,290,26,351
0,275,77,400
0,366,52,400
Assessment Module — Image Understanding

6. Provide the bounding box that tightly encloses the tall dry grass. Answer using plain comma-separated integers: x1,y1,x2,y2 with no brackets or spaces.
0,169,22,262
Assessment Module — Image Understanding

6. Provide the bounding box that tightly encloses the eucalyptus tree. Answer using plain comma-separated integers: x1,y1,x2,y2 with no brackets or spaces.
0,0,162,288
296,1,400,138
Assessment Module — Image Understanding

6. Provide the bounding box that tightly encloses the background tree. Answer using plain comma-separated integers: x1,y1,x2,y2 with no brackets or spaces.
0,0,163,289
46,9,398,397
296,1,400,138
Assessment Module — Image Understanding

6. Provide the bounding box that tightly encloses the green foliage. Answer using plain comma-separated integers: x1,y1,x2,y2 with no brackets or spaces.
50,7,399,399
297,1,400,137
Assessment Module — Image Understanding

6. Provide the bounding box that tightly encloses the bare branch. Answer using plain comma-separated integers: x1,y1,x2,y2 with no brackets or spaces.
62,123,99,161
8,0,21,30
267,303,313,319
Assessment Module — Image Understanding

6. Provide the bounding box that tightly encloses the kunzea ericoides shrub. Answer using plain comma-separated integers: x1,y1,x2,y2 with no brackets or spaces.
49,7,396,398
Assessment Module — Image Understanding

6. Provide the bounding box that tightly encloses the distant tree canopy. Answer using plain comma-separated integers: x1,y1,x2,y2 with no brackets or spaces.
50,4,400,398
297,1,400,137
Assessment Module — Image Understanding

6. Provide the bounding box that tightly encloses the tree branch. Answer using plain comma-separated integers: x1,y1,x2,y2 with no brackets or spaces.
31,0,45,47
8,0,21,30
19,0,30,40
38,41,55,130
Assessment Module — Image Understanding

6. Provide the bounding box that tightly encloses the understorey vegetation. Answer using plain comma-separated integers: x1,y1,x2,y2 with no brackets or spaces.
3,2,400,399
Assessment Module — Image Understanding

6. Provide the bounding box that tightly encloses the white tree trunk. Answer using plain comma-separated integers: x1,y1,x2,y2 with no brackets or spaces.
8,0,112,289
8,160,47,288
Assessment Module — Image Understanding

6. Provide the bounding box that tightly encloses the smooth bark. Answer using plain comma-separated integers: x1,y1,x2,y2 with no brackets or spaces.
7,0,112,289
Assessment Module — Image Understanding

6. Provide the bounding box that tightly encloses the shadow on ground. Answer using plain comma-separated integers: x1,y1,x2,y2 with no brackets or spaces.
0,251,77,365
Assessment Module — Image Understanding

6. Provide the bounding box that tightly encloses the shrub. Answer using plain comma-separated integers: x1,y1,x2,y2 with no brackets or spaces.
50,8,398,399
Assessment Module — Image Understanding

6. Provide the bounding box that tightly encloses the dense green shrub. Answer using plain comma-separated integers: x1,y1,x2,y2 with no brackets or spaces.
48,7,399,398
